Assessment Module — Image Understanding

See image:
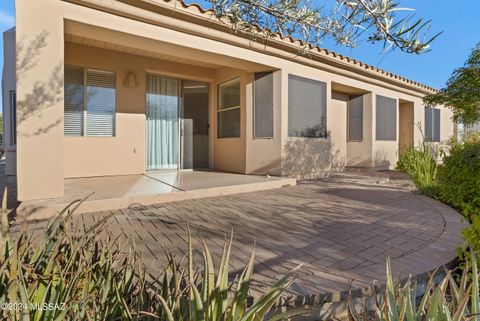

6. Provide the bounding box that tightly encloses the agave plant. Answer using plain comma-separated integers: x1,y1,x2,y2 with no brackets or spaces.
0,190,305,320
152,230,308,321
349,250,480,321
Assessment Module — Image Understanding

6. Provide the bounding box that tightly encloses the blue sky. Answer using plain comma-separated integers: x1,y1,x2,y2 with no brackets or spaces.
0,0,478,105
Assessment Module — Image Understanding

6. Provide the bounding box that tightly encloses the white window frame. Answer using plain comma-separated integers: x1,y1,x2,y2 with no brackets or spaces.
217,78,241,138
64,65,116,137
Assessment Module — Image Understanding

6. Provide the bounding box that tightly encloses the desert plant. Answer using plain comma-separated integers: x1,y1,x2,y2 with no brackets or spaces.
437,141,480,221
0,190,304,320
349,249,480,321
397,142,439,195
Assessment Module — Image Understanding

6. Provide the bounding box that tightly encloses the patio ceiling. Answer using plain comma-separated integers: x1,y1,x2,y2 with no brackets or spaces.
64,20,275,72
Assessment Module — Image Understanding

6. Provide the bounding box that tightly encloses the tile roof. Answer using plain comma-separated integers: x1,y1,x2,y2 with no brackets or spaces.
161,0,437,93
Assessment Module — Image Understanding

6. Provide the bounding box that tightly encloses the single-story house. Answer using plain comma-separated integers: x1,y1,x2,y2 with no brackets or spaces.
2,0,455,202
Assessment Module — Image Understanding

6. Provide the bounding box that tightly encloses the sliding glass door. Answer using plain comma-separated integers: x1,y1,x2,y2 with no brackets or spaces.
146,75,179,170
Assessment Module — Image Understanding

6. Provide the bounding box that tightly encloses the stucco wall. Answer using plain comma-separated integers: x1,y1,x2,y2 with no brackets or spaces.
347,93,373,167
213,67,247,174
245,70,282,175
329,92,348,171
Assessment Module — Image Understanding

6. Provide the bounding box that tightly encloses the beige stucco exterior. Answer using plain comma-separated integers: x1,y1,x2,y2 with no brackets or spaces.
3,0,456,201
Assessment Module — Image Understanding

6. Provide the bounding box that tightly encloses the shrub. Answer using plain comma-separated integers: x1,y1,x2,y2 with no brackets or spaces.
397,142,439,195
0,194,305,320
349,249,480,321
436,141,480,220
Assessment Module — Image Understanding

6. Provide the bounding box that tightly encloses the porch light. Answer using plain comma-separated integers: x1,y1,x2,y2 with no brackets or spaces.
123,71,138,88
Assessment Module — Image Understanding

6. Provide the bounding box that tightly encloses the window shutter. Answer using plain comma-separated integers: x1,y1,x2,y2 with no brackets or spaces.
348,95,363,141
64,65,85,136
86,69,116,136
254,72,274,138
376,95,397,141
433,108,441,142
425,107,433,141
288,74,326,138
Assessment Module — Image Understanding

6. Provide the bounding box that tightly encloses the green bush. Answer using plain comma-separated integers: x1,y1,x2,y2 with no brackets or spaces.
397,143,439,195
0,195,305,320
349,249,480,321
436,141,480,220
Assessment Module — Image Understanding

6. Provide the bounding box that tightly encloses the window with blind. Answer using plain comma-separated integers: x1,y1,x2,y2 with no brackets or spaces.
254,72,274,138
9,91,16,145
348,95,363,141
288,74,326,138
375,95,397,141
64,65,116,136
425,107,441,142
217,78,240,138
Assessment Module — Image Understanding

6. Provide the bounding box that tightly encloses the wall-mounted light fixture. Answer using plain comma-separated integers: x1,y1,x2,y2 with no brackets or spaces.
123,71,138,88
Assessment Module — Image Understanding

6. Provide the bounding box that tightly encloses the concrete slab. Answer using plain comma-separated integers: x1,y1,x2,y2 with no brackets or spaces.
16,171,296,221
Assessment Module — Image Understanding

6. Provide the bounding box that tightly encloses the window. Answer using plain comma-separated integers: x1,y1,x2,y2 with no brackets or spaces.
425,107,441,142
254,72,274,138
64,65,116,136
348,95,363,141
9,91,16,145
288,74,326,138
376,95,397,141
217,78,240,138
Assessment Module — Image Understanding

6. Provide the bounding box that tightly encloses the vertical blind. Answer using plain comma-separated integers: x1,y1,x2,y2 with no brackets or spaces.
288,74,326,138
218,78,241,138
348,95,363,141
64,65,116,136
375,95,397,141
425,107,441,142
254,72,274,138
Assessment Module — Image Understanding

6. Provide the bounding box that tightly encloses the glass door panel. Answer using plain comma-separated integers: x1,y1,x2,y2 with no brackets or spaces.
146,75,179,170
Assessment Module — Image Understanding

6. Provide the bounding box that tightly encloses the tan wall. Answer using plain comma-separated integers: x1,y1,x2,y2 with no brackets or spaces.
213,67,247,174
64,43,214,178
2,28,16,176
347,93,373,167
245,71,282,175
329,92,348,171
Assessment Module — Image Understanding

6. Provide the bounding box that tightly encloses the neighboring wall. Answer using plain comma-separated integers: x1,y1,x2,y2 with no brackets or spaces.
64,43,215,178
1,28,16,176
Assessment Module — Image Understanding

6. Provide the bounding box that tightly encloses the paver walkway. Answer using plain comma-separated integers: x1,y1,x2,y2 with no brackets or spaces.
23,172,465,306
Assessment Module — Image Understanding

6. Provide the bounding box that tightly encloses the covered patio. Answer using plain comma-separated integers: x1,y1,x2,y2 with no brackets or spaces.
16,171,296,220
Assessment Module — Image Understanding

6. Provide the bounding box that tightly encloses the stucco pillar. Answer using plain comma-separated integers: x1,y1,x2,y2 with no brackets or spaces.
15,0,64,200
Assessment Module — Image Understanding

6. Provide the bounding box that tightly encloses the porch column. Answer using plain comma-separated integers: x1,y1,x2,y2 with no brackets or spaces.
16,0,64,200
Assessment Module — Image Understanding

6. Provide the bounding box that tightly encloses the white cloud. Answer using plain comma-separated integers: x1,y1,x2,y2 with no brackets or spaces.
0,10,15,29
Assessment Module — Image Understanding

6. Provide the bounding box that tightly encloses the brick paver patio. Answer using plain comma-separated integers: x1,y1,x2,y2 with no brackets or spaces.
23,171,465,306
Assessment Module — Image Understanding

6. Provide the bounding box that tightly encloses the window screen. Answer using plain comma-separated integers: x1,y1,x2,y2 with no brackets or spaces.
86,69,116,136
64,65,85,136
425,107,441,142
64,65,116,137
9,91,16,145
218,78,241,138
288,74,326,138
348,95,363,141
254,72,274,138
376,95,397,141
